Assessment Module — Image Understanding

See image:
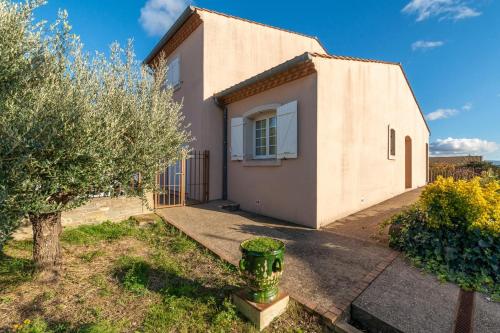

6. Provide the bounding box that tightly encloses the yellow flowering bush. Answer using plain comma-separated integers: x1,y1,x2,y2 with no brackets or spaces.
420,177,499,235
388,176,499,298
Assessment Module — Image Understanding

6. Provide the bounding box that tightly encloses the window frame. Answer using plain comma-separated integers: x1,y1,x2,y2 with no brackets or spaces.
388,125,396,160
252,111,277,160
166,55,181,89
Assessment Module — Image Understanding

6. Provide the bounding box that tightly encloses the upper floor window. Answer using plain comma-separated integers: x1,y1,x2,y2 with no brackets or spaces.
166,56,180,88
388,126,396,159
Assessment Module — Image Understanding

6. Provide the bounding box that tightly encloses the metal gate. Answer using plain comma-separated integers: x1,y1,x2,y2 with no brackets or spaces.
154,150,209,209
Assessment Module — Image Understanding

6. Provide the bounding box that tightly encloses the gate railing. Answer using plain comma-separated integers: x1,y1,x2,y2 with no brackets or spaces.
186,150,209,205
154,150,209,209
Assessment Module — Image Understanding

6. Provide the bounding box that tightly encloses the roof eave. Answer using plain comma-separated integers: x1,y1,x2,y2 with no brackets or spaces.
214,52,314,103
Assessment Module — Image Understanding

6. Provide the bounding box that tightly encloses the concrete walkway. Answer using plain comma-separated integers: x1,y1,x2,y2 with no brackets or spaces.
323,188,423,244
157,188,500,332
352,256,500,333
156,190,422,325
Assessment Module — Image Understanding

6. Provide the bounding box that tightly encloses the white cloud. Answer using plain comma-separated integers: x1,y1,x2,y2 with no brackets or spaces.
452,6,481,20
412,40,444,51
461,102,472,111
140,0,192,36
403,0,481,22
430,137,499,156
426,108,458,120
426,103,472,120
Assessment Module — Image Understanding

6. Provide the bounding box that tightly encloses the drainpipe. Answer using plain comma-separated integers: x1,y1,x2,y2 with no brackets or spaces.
213,97,228,200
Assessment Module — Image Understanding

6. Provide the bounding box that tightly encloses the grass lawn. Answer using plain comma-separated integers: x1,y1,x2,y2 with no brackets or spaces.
0,216,324,332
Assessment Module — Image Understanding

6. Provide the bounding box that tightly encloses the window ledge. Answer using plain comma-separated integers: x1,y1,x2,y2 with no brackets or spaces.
242,159,282,167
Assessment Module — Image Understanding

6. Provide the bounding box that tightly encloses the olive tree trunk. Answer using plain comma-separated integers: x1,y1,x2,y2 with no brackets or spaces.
30,212,62,281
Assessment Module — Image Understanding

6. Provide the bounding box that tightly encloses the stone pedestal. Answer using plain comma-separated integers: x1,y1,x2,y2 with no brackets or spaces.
232,289,289,331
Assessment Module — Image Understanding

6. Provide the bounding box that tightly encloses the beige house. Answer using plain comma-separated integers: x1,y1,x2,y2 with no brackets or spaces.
145,6,430,229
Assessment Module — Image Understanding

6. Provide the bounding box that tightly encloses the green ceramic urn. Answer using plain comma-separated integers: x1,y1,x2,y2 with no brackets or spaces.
239,237,285,304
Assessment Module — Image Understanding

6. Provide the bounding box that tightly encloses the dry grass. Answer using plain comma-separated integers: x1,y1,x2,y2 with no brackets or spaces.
0,217,325,332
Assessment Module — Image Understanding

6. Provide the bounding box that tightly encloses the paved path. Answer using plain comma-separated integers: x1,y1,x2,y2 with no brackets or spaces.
156,189,422,324
352,257,500,333
323,188,423,244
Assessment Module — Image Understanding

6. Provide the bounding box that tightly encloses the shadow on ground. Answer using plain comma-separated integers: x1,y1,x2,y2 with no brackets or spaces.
156,190,424,310
0,254,33,290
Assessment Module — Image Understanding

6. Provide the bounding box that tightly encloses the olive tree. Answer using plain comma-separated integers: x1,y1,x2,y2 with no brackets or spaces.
0,0,190,280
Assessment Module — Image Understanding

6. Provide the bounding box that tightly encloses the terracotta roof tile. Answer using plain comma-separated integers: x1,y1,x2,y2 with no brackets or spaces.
310,52,400,66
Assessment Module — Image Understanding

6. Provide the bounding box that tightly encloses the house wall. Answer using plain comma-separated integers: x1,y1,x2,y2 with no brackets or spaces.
226,74,318,228
315,58,430,227
160,19,223,201
166,24,206,160
201,11,325,96
156,10,326,200
198,10,325,199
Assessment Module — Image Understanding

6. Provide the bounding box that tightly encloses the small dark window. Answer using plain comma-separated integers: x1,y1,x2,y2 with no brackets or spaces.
390,128,396,156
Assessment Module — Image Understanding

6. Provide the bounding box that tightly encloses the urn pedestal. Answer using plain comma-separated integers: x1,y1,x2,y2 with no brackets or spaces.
232,289,289,331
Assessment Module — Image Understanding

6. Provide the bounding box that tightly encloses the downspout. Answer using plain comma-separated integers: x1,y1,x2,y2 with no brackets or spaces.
213,97,228,200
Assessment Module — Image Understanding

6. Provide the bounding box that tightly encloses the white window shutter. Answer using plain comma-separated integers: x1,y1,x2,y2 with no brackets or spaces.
231,117,244,160
243,118,254,159
277,100,298,159
167,56,180,86
172,57,180,85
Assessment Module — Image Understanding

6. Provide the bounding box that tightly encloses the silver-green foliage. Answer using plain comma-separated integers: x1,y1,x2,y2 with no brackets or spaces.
0,0,190,248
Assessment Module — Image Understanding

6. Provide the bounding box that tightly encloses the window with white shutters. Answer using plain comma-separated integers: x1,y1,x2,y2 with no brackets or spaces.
230,100,298,162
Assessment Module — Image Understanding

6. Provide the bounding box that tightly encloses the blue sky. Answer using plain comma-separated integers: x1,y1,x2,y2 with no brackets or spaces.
34,0,500,160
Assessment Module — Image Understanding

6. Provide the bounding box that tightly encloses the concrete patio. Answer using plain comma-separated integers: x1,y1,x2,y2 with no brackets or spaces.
156,189,423,324
156,188,500,332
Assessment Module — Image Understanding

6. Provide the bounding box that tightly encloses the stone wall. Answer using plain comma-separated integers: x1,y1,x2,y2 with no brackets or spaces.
13,196,152,240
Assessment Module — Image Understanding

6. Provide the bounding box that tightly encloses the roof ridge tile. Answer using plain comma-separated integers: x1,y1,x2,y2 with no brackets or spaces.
309,52,399,66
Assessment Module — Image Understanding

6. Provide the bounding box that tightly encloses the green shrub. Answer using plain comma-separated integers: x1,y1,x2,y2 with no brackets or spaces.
389,177,499,296
241,237,282,252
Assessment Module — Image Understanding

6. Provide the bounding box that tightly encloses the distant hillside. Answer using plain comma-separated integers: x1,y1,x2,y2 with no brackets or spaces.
488,160,500,166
